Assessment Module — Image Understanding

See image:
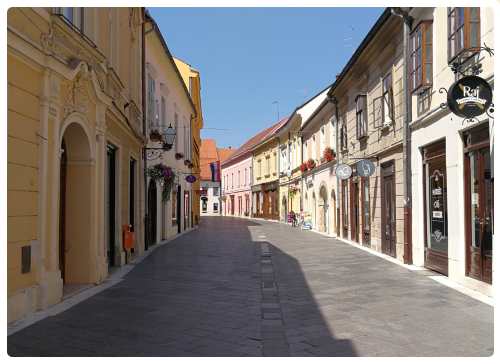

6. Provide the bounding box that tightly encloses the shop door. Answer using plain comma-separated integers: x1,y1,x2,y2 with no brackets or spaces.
423,141,448,275
177,185,181,233
184,191,189,231
107,145,117,266
350,178,360,242
147,179,157,246
381,162,396,257
59,140,67,282
342,180,349,238
464,125,492,284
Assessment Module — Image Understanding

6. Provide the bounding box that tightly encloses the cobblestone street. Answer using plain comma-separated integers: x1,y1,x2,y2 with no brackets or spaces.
8,217,493,356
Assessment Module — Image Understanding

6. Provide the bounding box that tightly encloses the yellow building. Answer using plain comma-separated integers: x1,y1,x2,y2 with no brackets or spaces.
7,7,145,323
276,115,302,222
251,117,288,220
173,57,203,226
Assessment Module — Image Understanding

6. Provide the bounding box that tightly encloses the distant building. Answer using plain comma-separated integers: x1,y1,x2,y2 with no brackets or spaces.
200,139,233,215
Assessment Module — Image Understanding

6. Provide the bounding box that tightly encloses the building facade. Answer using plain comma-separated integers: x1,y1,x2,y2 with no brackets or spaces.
221,152,253,217
200,139,233,216
251,117,289,220
299,89,338,235
329,10,407,261
8,7,145,322
144,14,196,247
409,7,494,296
174,57,203,226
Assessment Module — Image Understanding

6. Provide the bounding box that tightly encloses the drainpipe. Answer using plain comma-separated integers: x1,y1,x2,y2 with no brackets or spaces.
391,7,413,264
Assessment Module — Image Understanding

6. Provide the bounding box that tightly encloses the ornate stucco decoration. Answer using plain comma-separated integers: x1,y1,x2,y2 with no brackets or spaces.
62,65,91,119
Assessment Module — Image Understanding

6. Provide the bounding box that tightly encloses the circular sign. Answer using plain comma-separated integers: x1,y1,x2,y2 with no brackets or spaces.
447,75,493,118
185,175,197,183
356,159,375,177
335,164,352,180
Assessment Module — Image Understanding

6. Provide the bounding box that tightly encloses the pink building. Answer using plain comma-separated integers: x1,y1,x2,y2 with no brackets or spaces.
221,129,269,217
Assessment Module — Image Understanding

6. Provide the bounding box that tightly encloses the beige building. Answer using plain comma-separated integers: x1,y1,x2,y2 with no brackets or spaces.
174,57,203,226
329,9,407,261
8,7,145,323
144,14,196,246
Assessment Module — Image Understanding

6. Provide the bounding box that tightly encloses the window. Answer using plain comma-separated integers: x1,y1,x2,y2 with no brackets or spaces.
213,187,219,196
231,173,234,188
244,168,248,186
161,96,166,129
410,21,433,92
382,72,394,126
448,8,480,62
238,171,241,187
340,115,348,151
257,160,262,178
58,8,84,32
266,157,270,176
320,127,326,155
355,94,368,139
213,203,219,212
147,75,156,131
174,113,179,152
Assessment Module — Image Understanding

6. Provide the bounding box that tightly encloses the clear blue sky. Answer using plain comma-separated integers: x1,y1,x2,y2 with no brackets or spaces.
149,7,384,149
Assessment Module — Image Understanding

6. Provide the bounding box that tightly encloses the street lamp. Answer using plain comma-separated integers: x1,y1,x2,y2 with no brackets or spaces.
163,123,176,150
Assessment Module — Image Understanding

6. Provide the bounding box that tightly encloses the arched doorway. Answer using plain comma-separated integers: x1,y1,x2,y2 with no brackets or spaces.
147,179,157,246
312,192,317,229
319,185,328,233
59,122,92,284
282,194,287,222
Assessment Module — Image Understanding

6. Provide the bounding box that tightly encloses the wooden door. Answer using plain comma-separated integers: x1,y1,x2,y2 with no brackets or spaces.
381,162,396,257
147,179,157,246
342,180,349,238
59,140,67,282
350,179,360,242
107,145,117,266
423,141,448,275
464,124,492,284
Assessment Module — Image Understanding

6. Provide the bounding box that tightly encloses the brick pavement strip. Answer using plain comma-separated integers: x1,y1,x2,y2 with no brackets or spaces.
7,217,494,356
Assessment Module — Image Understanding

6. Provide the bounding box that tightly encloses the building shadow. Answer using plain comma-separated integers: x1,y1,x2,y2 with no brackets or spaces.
7,216,353,356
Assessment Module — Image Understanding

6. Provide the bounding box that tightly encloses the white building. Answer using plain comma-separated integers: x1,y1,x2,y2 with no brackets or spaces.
145,15,195,246
409,7,494,296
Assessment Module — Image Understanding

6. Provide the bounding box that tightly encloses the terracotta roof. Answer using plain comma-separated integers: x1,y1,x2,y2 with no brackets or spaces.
217,148,234,163
199,139,234,180
221,116,289,167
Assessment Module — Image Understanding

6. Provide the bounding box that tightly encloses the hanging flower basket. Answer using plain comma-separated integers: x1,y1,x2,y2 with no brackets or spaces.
323,147,336,163
300,162,308,173
306,158,316,170
149,129,162,142
147,163,176,201
175,152,184,160
184,159,191,166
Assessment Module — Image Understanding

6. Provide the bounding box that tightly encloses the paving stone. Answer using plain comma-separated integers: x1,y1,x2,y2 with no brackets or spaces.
7,217,494,357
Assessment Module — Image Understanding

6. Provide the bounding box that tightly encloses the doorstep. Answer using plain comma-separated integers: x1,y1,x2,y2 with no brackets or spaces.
7,226,198,336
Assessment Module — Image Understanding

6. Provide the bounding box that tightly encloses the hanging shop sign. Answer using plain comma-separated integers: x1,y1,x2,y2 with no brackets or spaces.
185,174,197,183
335,164,352,180
356,159,376,177
447,75,493,119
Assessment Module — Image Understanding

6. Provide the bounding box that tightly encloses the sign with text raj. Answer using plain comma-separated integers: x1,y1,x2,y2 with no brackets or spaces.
447,75,493,119
210,161,221,182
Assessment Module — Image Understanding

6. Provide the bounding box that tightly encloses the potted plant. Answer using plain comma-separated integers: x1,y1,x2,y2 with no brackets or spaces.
147,163,176,201
184,159,191,166
323,147,336,163
175,152,184,160
306,158,316,170
149,129,162,142
300,162,308,173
